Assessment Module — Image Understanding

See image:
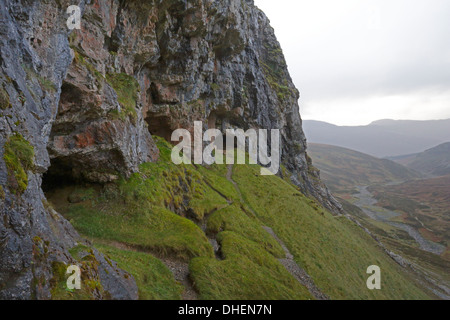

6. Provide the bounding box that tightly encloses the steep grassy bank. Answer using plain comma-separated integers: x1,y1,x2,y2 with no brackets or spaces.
46,138,432,300
231,164,431,299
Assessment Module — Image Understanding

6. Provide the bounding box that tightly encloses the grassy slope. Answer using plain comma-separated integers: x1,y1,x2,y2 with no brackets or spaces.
231,164,430,299
48,138,431,300
307,143,419,196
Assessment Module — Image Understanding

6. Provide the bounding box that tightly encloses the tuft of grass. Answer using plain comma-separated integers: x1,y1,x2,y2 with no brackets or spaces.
195,164,240,202
3,134,34,194
106,73,139,123
95,243,184,300
210,83,220,91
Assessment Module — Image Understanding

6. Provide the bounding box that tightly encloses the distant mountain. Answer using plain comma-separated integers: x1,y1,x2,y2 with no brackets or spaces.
390,142,450,177
303,119,450,158
307,143,419,195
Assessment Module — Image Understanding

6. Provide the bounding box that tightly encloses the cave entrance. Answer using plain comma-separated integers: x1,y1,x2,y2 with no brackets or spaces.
42,81,103,210
41,157,78,193
42,157,89,211
42,155,104,211
146,114,173,142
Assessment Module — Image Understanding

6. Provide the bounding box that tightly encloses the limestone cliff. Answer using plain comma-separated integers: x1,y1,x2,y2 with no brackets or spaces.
0,0,340,299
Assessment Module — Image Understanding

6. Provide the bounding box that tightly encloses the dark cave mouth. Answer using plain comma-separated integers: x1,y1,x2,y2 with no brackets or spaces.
42,157,79,193
146,114,173,142
41,157,104,209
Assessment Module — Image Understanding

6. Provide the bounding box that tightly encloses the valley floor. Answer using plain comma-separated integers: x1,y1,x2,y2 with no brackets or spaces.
340,186,449,299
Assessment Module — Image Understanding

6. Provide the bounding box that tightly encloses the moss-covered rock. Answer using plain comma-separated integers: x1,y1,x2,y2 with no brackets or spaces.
106,73,139,123
3,134,34,194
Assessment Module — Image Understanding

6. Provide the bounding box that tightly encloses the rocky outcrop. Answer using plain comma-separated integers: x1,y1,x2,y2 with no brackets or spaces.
0,0,137,299
0,0,340,299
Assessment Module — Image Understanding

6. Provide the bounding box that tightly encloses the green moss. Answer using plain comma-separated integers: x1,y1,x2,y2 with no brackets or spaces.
50,261,99,300
106,73,139,123
0,87,11,109
259,50,293,102
261,61,292,101
0,186,5,200
3,134,34,194
210,83,220,91
52,261,67,279
68,244,91,261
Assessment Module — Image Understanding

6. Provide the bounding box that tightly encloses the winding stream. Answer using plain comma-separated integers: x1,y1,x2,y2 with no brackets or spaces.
353,186,445,255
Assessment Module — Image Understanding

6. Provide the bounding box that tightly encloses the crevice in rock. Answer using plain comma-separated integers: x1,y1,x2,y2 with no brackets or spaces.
149,83,161,104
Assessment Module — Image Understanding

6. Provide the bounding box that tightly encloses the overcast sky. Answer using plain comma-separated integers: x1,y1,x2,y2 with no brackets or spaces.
254,0,450,125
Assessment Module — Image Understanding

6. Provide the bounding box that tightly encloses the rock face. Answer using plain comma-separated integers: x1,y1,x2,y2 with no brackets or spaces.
0,0,340,299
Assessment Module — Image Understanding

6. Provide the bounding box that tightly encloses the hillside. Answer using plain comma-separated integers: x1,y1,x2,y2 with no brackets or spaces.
44,138,432,300
390,142,450,177
307,143,419,196
303,119,450,158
